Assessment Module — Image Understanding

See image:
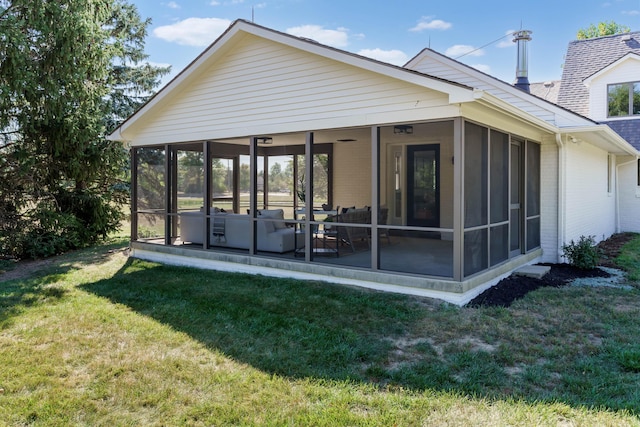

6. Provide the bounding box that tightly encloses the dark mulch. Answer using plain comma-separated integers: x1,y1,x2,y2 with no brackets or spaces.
467,233,636,308
467,264,610,308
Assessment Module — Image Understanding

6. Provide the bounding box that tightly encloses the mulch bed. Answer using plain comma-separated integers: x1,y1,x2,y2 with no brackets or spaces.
467,233,636,308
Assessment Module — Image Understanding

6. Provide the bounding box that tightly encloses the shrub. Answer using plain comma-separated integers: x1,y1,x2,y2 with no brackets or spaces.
562,235,602,269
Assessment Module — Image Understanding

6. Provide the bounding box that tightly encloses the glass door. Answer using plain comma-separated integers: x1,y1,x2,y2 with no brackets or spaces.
407,144,440,227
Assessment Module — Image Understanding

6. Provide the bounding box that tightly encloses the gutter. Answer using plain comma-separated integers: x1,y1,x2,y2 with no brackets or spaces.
615,156,640,233
555,133,566,261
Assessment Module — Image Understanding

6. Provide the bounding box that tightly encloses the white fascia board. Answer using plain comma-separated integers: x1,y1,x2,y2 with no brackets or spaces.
583,53,640,87
106,128,124,142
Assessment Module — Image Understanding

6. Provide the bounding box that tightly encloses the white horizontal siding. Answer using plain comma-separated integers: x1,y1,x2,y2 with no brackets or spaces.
128,35,452,145
588,59,640,121
409,55,577,126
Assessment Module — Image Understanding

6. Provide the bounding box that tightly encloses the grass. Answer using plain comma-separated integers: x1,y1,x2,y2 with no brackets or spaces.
615,235,640,283
1,234,640,425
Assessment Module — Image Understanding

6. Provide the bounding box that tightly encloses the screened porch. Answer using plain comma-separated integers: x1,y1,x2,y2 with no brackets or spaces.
131,118,541,286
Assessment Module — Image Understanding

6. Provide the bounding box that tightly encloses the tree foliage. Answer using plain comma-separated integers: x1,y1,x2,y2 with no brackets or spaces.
0,0,169,259
577,21,630,39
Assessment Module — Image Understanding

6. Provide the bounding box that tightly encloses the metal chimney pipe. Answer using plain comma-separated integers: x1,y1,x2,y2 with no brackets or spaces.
513,30,532,93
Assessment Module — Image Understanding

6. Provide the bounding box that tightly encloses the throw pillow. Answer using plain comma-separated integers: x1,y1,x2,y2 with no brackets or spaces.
259,209,286,229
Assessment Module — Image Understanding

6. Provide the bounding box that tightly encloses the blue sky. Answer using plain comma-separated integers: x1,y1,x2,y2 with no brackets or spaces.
133,0,640,87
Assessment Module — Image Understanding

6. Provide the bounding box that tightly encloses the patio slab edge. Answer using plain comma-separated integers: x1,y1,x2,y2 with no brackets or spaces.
129,242,542,306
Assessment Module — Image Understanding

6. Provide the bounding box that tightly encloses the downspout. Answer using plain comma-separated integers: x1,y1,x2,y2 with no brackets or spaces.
555,133,566,262
615,156,640,233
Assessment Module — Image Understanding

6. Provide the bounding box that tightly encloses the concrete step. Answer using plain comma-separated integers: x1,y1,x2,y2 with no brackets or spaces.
514,265,551,279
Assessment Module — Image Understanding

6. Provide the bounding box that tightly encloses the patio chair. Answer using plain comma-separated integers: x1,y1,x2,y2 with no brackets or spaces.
319,206,341,256
379,206,391,244
340,208,371,252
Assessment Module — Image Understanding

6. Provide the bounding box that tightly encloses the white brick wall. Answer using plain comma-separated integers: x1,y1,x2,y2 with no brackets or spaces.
540,143,559,262
618,159,640,232
563,142,616,245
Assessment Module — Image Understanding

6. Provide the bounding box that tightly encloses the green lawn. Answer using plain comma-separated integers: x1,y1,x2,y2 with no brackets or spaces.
1,234,640,426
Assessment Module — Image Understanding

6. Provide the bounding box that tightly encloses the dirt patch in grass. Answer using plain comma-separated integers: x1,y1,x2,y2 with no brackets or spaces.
468,233,637,309
0,247,129,283
0,258,54,282
597,232,638,268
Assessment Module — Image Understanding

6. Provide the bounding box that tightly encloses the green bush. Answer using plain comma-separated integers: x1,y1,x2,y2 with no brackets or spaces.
562,235,602,269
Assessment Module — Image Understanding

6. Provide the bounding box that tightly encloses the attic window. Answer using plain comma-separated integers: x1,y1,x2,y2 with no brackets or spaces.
607,82,640,117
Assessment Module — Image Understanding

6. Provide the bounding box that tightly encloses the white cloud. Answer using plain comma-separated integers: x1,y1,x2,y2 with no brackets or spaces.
471,64,491,74
358,48,408,66
623,9,640,15
445,44,485,58
409,17,452,32
166,1,180,9
286,25,349,48
497,30,516,48
210,1,220,5
153,17,231,46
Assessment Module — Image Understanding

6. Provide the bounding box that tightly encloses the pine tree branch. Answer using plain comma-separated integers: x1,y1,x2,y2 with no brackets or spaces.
0,4,15,21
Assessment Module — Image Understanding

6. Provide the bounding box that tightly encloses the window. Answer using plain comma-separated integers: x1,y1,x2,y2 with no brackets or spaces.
607,82,640,117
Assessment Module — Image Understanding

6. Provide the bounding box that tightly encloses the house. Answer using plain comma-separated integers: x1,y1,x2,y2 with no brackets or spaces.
556,31,640,233
108,20,639,304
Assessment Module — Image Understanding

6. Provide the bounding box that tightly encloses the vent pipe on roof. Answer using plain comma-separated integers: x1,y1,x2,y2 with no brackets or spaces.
513,30,532,93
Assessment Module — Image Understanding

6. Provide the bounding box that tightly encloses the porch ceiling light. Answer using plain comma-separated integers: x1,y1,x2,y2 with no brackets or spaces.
256,136,273,144
394,125,413,135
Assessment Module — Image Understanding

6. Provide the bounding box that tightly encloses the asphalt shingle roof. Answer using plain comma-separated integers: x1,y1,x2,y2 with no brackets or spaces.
558,31,640,151
529,80,561,103
601,120,640,149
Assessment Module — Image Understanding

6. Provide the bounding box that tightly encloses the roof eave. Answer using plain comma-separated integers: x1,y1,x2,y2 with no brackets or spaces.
559,125,640,156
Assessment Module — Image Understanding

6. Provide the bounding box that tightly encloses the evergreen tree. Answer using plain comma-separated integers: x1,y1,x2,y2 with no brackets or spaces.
0,0,169,258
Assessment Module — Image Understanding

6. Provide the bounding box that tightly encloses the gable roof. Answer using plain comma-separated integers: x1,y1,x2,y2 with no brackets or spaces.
108,20,638,156
405,48,598,129
109,19,475,142
582,52,640,86
557,31,640,116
